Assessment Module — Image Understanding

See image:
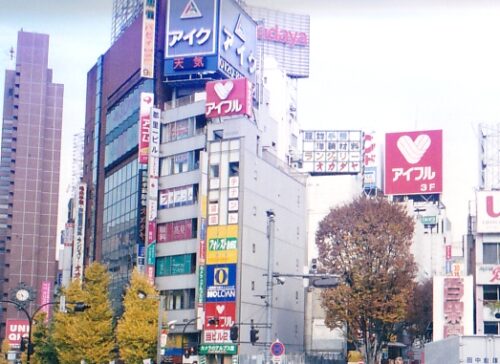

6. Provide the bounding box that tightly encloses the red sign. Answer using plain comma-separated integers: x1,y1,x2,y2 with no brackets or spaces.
384,130,442,195
6,319,29,346
138,92,154,164
39,281,52,321
157,219,193,243
257,25,309,47
204,302,236,329
205,78,252,119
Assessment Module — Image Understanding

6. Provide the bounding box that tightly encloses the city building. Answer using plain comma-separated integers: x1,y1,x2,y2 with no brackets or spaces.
0,30,63,333
82,1,308,363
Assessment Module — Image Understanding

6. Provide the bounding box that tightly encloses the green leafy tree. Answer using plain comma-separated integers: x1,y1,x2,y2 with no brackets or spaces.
316,196,417,364
53,262,114,363
30,312,59,364
116,268,159,363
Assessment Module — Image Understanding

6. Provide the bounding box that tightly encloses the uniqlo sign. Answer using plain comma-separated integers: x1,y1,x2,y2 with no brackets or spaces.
205,78,252,119
384,130,442,195
476,190,500,233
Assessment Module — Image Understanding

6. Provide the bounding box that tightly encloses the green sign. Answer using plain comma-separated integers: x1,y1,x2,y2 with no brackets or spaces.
197,265,206,303
420,216,436,225
208,238,237,251
198,344,237,355
147,243,156,265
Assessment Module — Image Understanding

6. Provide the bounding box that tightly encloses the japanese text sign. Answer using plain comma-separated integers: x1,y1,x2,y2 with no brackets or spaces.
138,92,154,164
384,129,442,195
206,78,252,118
206,264,237,302
218,0,257,81
166,0,217,58
443,277,464,338
204,302,236,328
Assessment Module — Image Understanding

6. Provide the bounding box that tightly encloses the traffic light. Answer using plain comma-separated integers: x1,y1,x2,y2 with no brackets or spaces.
250,326,259,345
73,302,90,312
230,324,239,342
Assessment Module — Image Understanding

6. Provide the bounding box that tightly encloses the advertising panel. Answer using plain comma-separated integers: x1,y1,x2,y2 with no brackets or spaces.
165,0,218,76
206,264,237,302
72,183,86,280
476,264,500,284
245,5,310,78
206,225,238,264
205,78,253,119
39,281,52,320
6,319,29,346
138,93,154,164
301,130,362,174
141,0,156,78
433,275,473,341
158,219,194,242
476,190,500,233
218,0,257,82
204,301,236,328
384,129,442,195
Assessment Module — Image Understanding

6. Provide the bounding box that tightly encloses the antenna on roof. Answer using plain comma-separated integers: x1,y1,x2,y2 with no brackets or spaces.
9,46,14,60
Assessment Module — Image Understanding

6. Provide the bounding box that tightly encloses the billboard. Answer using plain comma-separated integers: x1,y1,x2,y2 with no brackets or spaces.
141,0,156,78
433,275,474,341
5,320,29,346
301,130,362,174
138,92,154,164
72,183,86,280
205,78,253,118
165,0,257,82
476,264,500,284
206,264,236,302
203,301,236,343
384,129,442,195
206,225,238,264
245,5,310,78
476,190,500,233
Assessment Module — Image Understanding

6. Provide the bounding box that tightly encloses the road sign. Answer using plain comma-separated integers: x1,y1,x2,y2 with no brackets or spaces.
270,340,285,357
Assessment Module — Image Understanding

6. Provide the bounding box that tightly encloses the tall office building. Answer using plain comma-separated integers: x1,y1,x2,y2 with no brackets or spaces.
0,31,63,332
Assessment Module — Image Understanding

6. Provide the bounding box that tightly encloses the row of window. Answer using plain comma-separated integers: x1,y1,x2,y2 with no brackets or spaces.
155,253,196,277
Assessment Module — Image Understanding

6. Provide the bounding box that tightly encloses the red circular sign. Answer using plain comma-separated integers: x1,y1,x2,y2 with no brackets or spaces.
270,341,285,357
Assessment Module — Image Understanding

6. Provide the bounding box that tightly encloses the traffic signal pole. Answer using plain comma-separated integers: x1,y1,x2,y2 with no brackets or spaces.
265,210,275,364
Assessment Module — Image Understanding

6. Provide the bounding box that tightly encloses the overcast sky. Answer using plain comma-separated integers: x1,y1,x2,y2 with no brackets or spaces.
2,0,500,241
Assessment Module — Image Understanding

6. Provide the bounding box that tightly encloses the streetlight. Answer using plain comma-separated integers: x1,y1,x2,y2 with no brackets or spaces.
181,317,199,362
0,299,89,364
136,290,167,364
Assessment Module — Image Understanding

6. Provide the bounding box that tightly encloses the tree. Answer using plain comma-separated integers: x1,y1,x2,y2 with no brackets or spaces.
53,262,115,363
405,278,433,344
116,268,159,363
30,312,59,364
0,339,10,364
316,196,417,364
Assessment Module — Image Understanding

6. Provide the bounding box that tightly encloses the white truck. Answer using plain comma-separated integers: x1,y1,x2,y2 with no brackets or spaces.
424,335,500,364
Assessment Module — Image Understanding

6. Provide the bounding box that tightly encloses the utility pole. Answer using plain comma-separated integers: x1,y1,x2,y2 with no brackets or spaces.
265,209,275,364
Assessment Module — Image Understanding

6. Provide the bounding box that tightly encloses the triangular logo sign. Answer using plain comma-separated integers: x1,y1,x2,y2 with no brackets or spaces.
234,14,246,41
181,0,202,19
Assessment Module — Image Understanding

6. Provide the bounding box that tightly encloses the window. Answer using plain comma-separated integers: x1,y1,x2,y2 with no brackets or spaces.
159,184,198,209
484,243,500,264
229,162,239,177
484,322,499,335
484,285,500,301
156,254,196,277
160,150,201,176
161,115,206,143
165,289,195,310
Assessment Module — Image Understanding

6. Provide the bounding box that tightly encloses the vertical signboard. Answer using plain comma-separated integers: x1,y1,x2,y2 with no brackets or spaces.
205,78,253,119
145,108,161,284
72,183,86,280
384,130,443,195
218,0,257,82
139,92,154,164
433,275,473,341
363,132,378,190
476,190,500,233
141,0,156,78
39,281,52,320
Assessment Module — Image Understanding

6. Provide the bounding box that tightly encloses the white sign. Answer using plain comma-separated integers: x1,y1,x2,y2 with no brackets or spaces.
477,190,500,233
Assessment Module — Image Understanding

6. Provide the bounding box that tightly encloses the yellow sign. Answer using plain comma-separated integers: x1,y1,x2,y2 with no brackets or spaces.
206,225,238,264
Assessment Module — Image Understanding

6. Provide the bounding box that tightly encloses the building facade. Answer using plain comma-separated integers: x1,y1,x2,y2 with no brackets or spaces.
0,30,62,332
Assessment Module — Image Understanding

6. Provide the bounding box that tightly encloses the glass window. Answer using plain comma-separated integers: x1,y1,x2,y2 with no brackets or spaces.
155,254,196,277
165,289,195,310
484,285,500,301
484,243,500,264
484,322,499,335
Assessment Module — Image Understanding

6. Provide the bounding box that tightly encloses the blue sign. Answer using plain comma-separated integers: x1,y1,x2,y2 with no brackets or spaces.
270,341,285,357
165,0,218,58
218,0,257,82
206,263,237,302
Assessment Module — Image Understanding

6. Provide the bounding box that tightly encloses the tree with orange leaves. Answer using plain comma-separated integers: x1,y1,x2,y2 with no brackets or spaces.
316,196,417,364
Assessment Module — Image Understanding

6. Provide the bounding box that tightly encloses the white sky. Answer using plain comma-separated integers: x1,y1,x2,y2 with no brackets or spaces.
2,0,500,241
